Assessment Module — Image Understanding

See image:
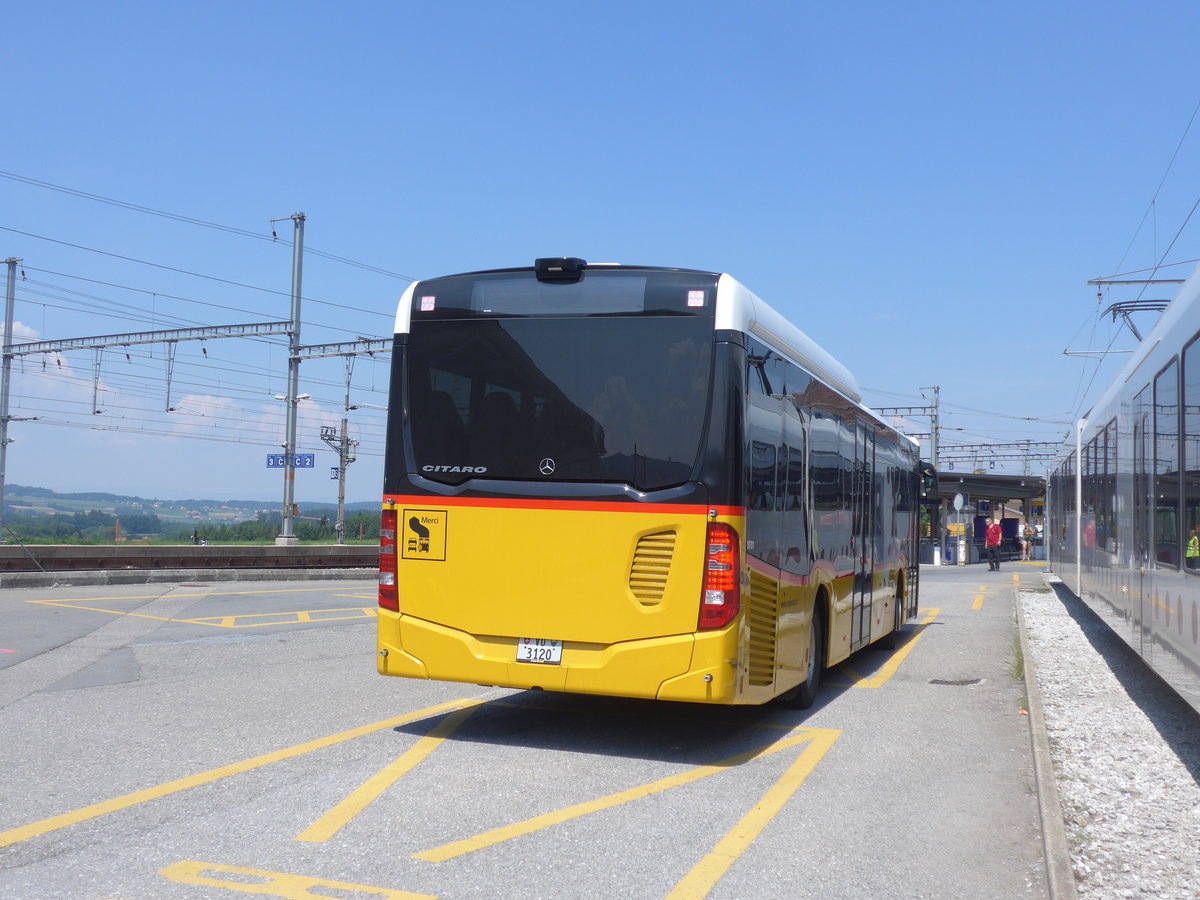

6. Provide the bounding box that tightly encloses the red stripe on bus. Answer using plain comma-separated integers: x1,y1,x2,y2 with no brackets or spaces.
383,495,744,517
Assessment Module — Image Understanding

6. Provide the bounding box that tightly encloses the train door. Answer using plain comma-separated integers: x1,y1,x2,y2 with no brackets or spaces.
1132,389,1150,656
851,420,875,652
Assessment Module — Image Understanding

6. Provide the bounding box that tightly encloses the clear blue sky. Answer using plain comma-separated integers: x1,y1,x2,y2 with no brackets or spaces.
3,1,1199,503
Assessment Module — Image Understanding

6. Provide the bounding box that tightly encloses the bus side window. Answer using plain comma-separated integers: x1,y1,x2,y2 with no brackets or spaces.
784,444,810,569
751,441,776,510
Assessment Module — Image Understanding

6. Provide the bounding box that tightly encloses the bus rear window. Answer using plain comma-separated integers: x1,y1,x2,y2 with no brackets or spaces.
407,316,714,490
410,268,718,318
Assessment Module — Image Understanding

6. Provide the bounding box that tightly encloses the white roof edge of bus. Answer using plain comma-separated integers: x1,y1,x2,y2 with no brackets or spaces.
395,282,417,334
714,273,863,404
395,270,864,413
1082,261,1200,433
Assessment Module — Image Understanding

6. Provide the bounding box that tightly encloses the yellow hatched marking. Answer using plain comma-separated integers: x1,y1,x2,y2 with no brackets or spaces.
26,599,182,622
666,728,841,899
841,607,939,689
28,586,366,605
414,727,840,863
160,859,434,899
25,599,374,629
0,699,475,849
297,702,483,843
184,607,376,629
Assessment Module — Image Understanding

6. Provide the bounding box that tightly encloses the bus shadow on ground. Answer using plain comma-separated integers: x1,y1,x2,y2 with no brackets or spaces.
393,689,845,768
1047,581,1200,784
385,629,942,767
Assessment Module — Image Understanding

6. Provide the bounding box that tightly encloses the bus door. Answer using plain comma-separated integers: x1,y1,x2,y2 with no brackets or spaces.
851,420,875,652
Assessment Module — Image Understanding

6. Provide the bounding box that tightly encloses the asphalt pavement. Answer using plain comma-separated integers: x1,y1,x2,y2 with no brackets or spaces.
0,568,1056,899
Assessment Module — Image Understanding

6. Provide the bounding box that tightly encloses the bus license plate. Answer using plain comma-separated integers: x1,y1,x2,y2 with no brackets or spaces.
517,638,562,665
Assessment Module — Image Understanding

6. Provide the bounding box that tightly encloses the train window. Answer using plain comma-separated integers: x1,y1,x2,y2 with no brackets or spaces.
1106,419,1118,551
1133,386,1151,565
1154,359,1180,568
1183,338,1200,572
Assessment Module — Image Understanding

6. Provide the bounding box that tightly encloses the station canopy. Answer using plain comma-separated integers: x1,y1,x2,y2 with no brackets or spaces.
937,472,1045,503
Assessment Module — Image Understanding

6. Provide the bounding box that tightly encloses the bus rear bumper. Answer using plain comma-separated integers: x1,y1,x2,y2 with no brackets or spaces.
377,611,738,703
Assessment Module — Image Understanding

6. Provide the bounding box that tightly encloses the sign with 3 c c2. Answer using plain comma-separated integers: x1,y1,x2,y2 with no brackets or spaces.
266,454,316,468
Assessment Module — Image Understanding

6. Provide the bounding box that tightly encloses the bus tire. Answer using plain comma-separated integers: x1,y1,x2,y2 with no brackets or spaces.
781,600,825,709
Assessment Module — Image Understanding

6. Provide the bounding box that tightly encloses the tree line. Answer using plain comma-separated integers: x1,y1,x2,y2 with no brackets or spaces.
2,509,381,544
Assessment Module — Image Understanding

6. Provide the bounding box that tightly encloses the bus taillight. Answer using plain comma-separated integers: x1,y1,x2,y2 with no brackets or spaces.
379,508,399,612
698,522,740,630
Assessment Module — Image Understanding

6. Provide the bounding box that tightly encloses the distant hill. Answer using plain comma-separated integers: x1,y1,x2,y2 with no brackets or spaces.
3,484,378,524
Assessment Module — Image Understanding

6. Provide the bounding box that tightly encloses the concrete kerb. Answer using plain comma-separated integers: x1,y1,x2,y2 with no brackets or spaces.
1014,575,1079,900
0,567,377,590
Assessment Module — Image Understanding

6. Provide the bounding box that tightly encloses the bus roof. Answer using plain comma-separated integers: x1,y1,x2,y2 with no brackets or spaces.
395,262,863,404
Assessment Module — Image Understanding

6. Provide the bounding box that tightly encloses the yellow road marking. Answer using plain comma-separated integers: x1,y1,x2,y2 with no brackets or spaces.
160,859,433,899
184,607,376,629
298,702,483,843
0,699,475,849
666,728,841,899
841,607,939,689
28,586,365,605
414,727,840,863
972,594,984,610
26,599,374,629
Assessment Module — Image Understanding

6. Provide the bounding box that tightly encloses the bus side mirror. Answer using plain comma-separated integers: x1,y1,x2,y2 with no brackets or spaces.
920,462,938,500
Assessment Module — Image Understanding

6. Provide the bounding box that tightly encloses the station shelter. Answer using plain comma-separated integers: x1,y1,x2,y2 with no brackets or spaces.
923,472,1047,566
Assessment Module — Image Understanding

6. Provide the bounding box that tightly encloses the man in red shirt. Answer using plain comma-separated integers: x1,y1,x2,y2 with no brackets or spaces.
985,519,1003,571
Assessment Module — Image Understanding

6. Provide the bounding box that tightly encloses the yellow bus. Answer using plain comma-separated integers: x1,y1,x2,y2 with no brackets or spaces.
377,258,923,707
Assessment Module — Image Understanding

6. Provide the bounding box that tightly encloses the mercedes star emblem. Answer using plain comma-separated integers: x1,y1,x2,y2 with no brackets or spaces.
539,458,556,476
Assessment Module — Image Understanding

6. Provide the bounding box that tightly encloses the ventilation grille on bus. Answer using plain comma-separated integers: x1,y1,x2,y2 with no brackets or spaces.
628,531,677,605
747,569,779,686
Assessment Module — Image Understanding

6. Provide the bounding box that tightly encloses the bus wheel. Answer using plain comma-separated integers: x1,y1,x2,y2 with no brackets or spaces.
781,602,825,709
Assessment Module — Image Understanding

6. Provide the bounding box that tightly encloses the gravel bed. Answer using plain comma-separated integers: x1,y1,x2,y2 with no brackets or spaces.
1021,578,1200,899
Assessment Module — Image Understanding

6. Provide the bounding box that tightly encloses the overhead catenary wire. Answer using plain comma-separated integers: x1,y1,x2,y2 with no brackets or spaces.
0,169,420,281
0,179,409,498
16,276,388,346
1111,97,1200,277
0,226,399,321
1064,96,1200,426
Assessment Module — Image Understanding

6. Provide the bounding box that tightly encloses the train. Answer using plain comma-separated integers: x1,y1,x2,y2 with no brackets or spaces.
1046,264,1200,713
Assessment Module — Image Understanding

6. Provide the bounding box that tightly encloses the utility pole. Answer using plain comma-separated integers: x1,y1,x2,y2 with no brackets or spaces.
274,213,305,546
0,258,19,527
294,338,391,544
320,355,360,544
320,419,358,544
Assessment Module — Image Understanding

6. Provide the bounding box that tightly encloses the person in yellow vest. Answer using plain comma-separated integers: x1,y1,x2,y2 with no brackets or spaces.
1188,527,1199,569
